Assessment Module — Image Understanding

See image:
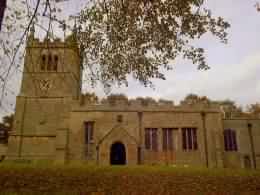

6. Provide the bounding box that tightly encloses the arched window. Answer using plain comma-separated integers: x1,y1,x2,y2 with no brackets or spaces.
224,129,237,151
47,54,52,71
41,55,46,71
53,55,58,71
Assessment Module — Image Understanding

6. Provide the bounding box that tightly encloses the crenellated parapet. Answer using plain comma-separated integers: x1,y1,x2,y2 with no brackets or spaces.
26,36,79,49
79,93,99,105
73,93,221,112
26,25,79,49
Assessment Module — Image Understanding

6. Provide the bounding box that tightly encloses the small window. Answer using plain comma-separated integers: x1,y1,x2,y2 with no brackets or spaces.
117,115,123,123
41,55,46,71
224,129,237,151
53,55,58,71
47,54,52,71
84,121,94,144
182,128,198,151
145,128,158,151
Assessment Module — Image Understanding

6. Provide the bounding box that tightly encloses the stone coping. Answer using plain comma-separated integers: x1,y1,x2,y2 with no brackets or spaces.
71,104,220,113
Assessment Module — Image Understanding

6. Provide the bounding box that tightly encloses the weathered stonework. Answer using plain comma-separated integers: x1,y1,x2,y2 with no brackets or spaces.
3,32,260,169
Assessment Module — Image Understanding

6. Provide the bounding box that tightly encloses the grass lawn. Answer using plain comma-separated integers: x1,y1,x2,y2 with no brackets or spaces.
0,163,260,195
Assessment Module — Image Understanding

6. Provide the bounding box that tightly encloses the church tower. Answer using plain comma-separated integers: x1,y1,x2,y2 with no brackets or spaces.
20,27,81,98
7,27,82,162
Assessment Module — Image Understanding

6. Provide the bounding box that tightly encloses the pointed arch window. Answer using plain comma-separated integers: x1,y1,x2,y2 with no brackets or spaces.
41,53,58,72
41,55,46,71
53,55,58,71
47,54,52,71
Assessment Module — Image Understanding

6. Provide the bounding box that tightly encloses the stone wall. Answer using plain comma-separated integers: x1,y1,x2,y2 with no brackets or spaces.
223,119,260,169
68,100,223,167
6,96,71,161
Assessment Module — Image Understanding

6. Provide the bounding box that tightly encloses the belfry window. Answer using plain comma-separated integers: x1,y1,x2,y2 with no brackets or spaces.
224,129,237,151
41,54,58,71
47,54,52,71
41,55,46,71
54,55,58,71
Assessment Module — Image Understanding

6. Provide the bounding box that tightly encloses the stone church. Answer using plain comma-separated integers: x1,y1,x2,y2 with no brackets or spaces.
3,30,260,169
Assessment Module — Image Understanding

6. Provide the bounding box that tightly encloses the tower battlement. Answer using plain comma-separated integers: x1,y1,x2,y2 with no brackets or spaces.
26,34,78,49
75,93,220,112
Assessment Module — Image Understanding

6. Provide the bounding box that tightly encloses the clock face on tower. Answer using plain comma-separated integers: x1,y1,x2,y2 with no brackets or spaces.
38,79,52,92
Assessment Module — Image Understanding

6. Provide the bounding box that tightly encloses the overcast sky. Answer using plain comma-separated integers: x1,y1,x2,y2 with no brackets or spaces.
89,0,260,106
1,0,260,117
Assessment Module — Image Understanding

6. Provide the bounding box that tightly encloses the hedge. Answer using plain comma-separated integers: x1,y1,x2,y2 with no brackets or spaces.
0,164,260,195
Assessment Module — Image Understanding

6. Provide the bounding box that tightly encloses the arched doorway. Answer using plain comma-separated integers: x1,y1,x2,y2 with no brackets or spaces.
110,142,126,165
